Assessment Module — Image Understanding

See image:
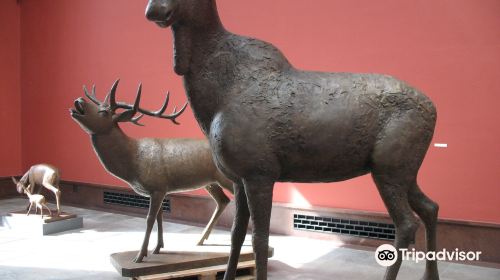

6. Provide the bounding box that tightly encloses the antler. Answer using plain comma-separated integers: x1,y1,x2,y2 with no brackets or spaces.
83,84,100,105
84,80,120,110
115,85,188,125
83,79,187,125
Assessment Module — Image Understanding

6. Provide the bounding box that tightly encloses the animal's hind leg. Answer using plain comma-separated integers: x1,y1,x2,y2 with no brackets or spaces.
43,203,53,217
38,204,44,218
153,207,164,254
372,174,419,280
371,113,434,280
198,184,231,245
409,184,439,280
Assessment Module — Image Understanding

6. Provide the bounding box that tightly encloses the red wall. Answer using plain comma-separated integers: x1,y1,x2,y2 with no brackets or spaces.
17,0,500,223
0,1,22,177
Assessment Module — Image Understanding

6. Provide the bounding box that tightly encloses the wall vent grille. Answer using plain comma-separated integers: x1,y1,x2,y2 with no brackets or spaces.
103,191,170,212
293,214,395,241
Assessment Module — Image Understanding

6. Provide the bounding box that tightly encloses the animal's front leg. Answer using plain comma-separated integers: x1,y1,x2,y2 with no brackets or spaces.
25,189,32,211
223,181,249,280
243,176,275,280
152,207,164,254
42,181,61,215
26,203,33,216
133,191,166,263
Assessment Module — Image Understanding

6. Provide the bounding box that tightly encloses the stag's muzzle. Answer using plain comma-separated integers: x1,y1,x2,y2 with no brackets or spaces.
145,0,178,28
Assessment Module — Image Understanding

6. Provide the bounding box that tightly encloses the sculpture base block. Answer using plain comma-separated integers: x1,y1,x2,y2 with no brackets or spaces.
111,246,274,278
1,210,83,235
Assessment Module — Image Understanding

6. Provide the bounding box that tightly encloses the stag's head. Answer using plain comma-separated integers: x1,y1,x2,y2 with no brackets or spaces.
11,177,25,194
145,0,218,28
70,80,187,135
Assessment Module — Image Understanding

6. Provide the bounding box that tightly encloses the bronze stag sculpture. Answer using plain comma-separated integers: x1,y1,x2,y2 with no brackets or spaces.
145,1,439,279
70,80,234,262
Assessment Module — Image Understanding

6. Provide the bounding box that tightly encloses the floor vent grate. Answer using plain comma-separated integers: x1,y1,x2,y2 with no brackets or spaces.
103,191,170,212
293,214,395,241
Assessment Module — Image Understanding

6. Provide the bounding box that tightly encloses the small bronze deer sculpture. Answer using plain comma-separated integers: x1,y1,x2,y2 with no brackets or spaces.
145,1,439,280
70,80,234,263
18,184,52,218
12,164,62,215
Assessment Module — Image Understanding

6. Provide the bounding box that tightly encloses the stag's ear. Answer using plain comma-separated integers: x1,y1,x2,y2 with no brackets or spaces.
113,109,136,123
11,177,18,185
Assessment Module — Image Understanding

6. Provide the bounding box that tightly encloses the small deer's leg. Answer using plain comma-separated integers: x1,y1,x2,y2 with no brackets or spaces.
25,185,33,211
43,203,53,217
409,184,440,280
242,177,274,280
133,191,166,263
38,203,43,218
42,180,61,215
223,181,250,280
27,202,33,216
152,207,164,254
198,184,230,245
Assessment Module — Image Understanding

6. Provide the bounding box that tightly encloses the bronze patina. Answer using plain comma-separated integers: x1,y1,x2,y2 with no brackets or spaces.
145,1,439,279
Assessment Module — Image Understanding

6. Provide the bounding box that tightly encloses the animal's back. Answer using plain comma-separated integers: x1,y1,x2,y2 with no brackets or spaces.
30,164,59,179
271,71,436,181
30,194,45,203
133,138,218,194
212,34,436,182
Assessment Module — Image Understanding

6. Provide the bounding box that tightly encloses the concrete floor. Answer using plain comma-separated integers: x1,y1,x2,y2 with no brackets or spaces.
0,198,499,280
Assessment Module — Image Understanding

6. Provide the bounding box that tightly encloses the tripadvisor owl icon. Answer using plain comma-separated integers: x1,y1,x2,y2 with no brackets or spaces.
375,244,398,267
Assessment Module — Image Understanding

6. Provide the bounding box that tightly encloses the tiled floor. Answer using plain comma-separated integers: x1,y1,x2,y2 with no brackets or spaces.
0,198,499,280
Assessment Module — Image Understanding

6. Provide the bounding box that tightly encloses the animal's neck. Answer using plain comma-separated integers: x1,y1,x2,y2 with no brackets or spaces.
172,0,226,75
171,1,228,133
91,126,135,180
23,189,32,198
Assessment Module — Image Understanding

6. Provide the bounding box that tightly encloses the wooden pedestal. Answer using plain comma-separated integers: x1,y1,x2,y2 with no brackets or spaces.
111,246,274,279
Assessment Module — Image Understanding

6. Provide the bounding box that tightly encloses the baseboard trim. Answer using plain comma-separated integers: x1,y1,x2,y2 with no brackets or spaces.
2,178,499,264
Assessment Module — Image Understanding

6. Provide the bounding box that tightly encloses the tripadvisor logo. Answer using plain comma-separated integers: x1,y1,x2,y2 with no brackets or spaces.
375,244,398,267
375,244,482,267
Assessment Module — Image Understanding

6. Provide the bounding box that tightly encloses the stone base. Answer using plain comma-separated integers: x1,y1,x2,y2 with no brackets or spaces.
111,246,274,278
1,210,83,235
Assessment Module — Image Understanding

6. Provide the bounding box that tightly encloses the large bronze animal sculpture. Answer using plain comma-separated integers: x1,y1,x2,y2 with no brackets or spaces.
12,164,62,215
144,1,439,280
70,80,234,262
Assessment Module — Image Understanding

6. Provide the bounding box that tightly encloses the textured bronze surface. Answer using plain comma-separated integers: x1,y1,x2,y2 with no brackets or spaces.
145,1,439,279
70,80,234,263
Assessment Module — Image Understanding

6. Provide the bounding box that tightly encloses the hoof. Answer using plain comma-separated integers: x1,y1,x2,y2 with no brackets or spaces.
420,273,440,280
133,252,146,263
152,246,163,254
